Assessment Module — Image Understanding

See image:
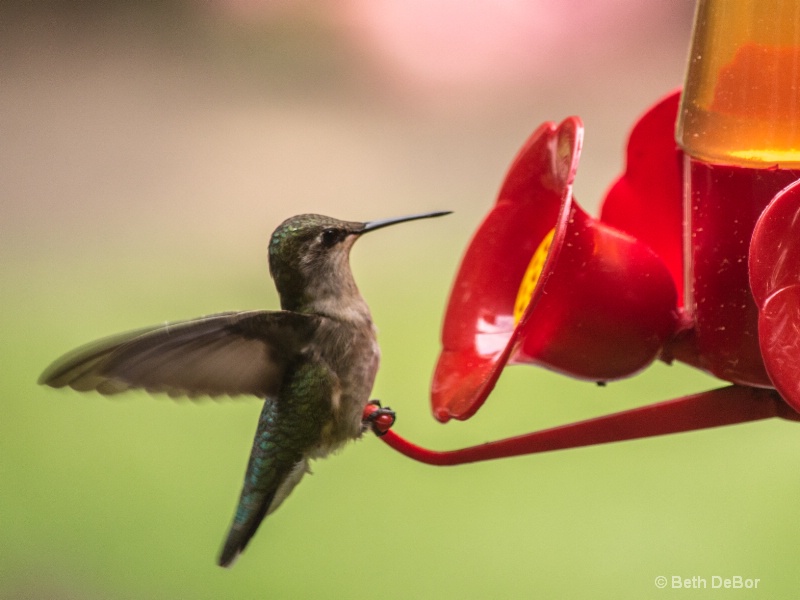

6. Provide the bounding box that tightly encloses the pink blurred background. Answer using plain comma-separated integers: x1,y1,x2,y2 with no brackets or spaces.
2,0,693,261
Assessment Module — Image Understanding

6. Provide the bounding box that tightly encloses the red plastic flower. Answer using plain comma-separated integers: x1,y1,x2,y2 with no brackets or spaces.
432,95,682,422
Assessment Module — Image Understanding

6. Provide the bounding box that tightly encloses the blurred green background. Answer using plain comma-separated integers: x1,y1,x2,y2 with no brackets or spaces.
5,1,800,598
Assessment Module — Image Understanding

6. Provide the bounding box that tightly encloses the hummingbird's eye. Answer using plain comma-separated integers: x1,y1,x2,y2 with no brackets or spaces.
320,228,341,248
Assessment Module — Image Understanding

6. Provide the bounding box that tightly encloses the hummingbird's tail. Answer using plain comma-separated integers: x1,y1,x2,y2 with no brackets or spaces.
218,459,308,567
218,361,333,567
217,488,275,568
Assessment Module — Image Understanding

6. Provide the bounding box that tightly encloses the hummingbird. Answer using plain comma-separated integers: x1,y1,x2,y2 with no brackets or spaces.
38,210,450,567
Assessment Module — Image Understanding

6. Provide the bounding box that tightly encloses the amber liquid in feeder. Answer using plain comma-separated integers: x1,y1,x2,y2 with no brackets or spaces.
676,0,800,386
677,0,800,168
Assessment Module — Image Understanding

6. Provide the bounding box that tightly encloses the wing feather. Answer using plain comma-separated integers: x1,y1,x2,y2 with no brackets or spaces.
39,310,321,399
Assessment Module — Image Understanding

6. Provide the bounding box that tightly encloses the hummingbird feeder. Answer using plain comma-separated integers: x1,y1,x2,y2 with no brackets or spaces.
374,0,800,464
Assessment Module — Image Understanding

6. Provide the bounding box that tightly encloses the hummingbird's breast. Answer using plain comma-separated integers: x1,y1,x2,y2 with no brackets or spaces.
311,309,380,455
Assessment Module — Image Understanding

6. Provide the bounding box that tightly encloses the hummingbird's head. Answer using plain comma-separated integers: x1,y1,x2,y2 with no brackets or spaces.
268,214,362,297
268,211,450,313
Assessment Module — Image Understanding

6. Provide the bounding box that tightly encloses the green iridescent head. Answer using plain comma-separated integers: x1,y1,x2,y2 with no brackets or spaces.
267,211,451,311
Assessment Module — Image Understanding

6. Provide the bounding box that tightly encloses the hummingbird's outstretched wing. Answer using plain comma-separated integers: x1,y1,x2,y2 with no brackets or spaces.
218,358,336,567
38,311,322,399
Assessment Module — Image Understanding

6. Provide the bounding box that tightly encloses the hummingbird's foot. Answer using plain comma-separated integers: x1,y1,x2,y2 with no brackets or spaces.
362,400,395,437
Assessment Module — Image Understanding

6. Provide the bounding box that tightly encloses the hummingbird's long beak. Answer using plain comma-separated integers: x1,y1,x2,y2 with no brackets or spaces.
361,210,452,234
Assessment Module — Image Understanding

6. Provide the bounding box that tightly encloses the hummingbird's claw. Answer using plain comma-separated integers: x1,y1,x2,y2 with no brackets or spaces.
362,400,396,437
